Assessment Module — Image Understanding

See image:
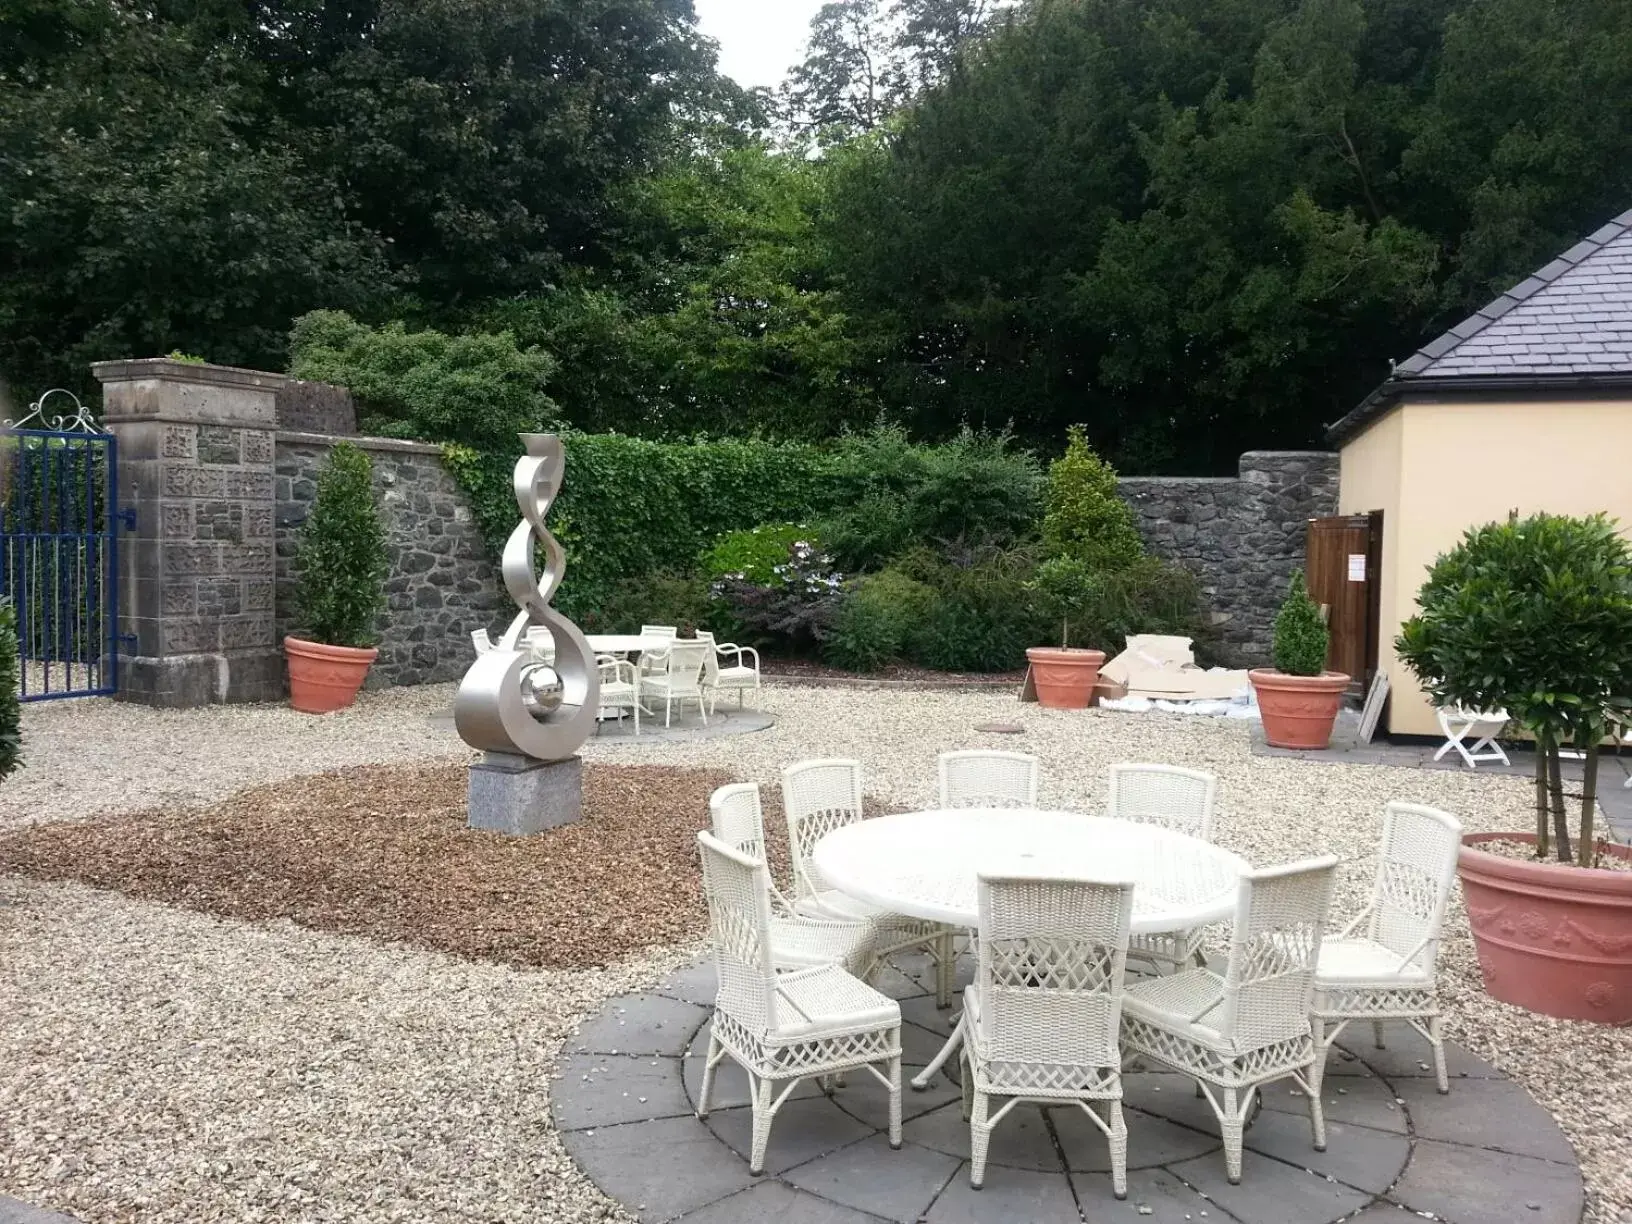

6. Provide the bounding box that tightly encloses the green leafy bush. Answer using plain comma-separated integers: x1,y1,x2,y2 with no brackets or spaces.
715,539,844,654
701,523,817,584
289,311,559,451
824,570,936,671
899,545,1040,673
578,570,716,637
1398,512,1632,865
1040,425,1143,570
1082,558,1207,655
0,598,20,782
1028,556,1100,648
293,443,388,648
1271,570,1329,677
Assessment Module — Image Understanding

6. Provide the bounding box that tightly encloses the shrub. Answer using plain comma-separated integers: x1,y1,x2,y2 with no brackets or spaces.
0,598,20,782
715,539,845,654
1083,557,1207,654
701,523,817,585
289,310,559,451
1398,512,1632,865
1028,556,1100,648
824,570,936,671
1271,570,1329,677
293,443,389,648
579,571,716,637
1041,425,1143,570
900,545,1041,673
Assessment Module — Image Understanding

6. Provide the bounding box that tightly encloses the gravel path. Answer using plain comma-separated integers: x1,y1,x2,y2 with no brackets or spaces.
2,683,1629,1222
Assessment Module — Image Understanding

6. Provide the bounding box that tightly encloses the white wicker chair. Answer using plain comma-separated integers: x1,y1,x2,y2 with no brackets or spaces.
938,750,1041,809
783,759,957,1007
594,654,641,736
697,630,761,712
710,783,875,976
960,874,1136,1194
1310,802,1462,1098
524,624,555,666
638,625,679,676
1120,855,1339,1183
471,628,495,655
641,639,710,726
1107,764,1219,974
1433,706,1510,769
695,831,903,1174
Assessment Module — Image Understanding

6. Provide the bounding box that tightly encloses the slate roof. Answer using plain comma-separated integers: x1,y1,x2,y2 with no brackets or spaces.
1329,207,1632,443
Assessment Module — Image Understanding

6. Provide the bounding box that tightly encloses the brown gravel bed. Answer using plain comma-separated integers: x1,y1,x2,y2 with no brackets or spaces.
0,761,750,970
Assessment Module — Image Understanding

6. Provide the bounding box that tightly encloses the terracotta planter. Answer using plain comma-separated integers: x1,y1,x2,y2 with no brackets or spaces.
1458,832,1632,1024
284,636,378,713
1248,669,1350,749
1026,647,1106,710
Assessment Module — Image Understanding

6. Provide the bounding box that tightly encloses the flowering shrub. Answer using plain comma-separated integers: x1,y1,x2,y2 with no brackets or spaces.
714,537,844,653
700,523,817,585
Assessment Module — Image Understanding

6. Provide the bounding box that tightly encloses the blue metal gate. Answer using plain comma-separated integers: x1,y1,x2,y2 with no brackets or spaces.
1,390,127,700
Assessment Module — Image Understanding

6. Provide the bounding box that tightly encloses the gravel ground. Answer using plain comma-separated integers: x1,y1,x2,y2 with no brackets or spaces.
2,681,1629,1222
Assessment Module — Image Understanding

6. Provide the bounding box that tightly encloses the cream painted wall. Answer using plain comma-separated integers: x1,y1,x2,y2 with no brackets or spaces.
1342,398,1632,736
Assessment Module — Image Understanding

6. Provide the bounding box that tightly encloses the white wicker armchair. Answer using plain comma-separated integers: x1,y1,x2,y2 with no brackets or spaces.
1107,764,1219,974
641,639,710,726
697,630,761,712
960,874,1136,1194
1310,802,1462,1097
695,831,903,1174
638,625,679,676
594,654,641,736
1120,855,1339,1183
471,628,495,655
938,750,1041,809
783,758,957,1007
709,782,875,976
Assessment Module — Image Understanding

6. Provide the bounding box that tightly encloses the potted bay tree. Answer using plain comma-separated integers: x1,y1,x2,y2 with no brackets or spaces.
1249,570,1349,748
284,442,389,713
1398,511,1632,1024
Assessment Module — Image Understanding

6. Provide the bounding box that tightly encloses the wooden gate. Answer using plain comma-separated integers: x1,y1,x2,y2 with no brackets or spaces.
1305,512,1382,690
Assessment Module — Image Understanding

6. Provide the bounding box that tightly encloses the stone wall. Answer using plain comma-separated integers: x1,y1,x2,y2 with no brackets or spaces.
275,380,356,435
1118,451,1340,666
275,433,503,688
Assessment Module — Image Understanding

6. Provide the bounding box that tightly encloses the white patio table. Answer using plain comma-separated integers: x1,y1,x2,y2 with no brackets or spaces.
812,808,1249,1088
585,633,666,656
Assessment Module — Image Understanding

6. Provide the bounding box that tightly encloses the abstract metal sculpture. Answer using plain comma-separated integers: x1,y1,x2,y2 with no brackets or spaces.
455,434,600,761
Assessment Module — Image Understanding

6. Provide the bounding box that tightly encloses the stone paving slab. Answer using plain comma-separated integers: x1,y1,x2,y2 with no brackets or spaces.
555,956,1586,1224
0,1199,78,1224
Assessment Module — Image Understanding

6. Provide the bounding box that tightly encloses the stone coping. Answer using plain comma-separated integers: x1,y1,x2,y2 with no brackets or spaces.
276,430,443,455
554,955,1584,1224
90,357,288,391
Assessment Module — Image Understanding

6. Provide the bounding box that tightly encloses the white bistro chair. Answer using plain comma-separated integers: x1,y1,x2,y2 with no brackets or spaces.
641,639,710,726
1107,764,1219,974
960,874,1136,1194
695,831,903,1174
594,654,641,736
1310,802,1462,1097
697,630,761,712
783,759,956,1006
1120,855,1339,1183
709,783,874,976
938,750,1041,809
1434,706,1510,769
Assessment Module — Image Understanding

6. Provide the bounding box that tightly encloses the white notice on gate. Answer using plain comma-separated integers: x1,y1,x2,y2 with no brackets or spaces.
1348,554,1366,582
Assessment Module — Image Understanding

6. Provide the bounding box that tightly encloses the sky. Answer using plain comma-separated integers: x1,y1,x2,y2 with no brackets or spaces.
694,0,827,89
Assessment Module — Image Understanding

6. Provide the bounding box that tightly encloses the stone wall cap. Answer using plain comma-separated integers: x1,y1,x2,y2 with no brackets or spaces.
91,358,290,391
277,430,443,456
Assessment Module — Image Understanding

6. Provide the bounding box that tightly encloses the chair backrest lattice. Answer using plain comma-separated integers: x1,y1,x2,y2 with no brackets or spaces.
782,758,865,901
1367,802,1462,972
1219,856,1338,1051
940,751,1041,809
697,831,778,1037
641,624,679,639
661,641,710,691
710,781,769,860
1106,764,1218,841
976,875,1135,1072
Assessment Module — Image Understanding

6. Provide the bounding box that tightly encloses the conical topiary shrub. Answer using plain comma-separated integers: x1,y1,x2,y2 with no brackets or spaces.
1251,569,1348,749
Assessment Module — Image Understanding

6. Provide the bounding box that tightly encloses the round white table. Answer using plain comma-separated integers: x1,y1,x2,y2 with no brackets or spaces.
586,634,667,656
811,809,1249,1088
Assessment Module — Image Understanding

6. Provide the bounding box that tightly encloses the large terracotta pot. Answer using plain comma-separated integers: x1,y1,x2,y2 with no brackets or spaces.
1026,647,1106,710
284,636,378,713
1459,832,1632,1024
1248,669,1349,749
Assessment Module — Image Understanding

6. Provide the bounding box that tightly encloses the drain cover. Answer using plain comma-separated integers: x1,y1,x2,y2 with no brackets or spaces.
974,722,1024,735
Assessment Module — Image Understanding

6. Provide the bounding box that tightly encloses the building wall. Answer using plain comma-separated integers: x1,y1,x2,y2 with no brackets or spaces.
1342,398,1632,736
1337,405,1405,720
275,433,504,688
1119,451,1341,666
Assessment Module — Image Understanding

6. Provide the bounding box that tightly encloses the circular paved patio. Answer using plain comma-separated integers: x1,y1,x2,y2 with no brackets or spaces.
554,953,1584,1224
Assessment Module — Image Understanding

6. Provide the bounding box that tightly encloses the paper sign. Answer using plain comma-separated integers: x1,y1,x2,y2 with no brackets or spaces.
1347,553,1367,582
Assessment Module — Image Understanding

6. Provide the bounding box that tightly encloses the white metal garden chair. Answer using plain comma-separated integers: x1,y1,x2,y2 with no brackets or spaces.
1107,764,1219,974
960,873,1136,1194
783,758,957,1007
471,628,495,655
695,831,903,1174
1433,705,1510,769
1120,854,1339,1183
709,782,875,976
593,654,641,737
696,629,761,712
1309,802,1462,1098
641,639,710,726
938,750,1041,809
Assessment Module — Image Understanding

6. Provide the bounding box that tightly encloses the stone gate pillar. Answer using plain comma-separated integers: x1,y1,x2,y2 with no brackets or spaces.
92,358,284,706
